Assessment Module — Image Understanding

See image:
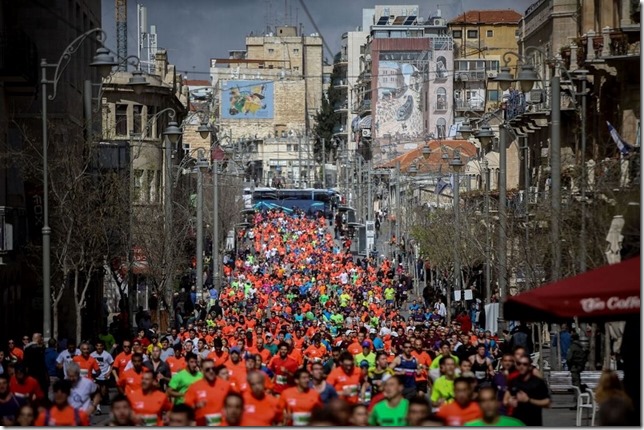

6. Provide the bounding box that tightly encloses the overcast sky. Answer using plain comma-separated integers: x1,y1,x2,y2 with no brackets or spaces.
101,0,536,79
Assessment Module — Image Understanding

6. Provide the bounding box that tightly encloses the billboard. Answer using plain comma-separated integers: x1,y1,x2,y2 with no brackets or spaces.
221,80,274,119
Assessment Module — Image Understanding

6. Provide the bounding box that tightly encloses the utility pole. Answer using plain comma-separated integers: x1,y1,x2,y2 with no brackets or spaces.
551,76,562,281
395,161,401,243
212,159,219,289
298,136,302,188
497,120,508,329
196,153,204,291
550,75,562,370
578,70,588,272
322,138,326,188
484,158,491,303
367,160,373,221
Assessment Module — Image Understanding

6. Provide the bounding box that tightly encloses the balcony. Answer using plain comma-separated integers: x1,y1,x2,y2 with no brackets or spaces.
0,30,38,94
352,99,371,115
332,79,348,88
333,123,348,136
433,101,448,112
454,99,484,112
333,101,348,113
334,52,348,65
454,70,487,82
561,28,640,70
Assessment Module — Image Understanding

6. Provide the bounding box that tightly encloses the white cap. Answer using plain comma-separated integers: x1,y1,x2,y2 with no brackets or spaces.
369,328,377,334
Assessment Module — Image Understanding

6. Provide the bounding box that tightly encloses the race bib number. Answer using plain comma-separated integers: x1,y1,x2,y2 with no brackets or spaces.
292,412,311,426
276,375,288,385
475,371,486,380
80,368,89,378
140,414,157,426
205,413,222,426
342,384,359,397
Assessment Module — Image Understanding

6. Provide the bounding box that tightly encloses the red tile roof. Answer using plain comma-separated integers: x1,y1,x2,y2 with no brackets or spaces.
449,9,522,25
377,140,478,175
185,79,211,86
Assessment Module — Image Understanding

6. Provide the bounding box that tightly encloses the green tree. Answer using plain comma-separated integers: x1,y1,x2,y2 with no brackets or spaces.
313,68,343,161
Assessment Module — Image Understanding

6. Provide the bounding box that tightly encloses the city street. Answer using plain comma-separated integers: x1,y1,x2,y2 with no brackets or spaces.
0,0,639,427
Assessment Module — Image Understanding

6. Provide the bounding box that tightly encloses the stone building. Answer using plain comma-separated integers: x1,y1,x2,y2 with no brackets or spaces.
448,9,522,113
209,26,324,187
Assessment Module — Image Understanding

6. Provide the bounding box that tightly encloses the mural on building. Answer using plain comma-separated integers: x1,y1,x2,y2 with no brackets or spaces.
374,53,426,160
221,80,274,119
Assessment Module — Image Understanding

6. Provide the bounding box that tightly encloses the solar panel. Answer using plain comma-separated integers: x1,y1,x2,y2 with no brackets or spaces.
403,15,417,25
377,16,389,25
392,16,405,25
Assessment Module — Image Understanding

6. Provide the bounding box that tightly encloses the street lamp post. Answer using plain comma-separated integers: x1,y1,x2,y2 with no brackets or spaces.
449,150,465,324
40,28,118,339
195,150,209,291
212,158,220,289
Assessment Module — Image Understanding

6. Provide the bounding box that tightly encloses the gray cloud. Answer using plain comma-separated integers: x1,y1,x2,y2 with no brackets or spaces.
101,0,536,78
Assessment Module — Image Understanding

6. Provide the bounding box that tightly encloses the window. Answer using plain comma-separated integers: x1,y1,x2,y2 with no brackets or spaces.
293,48,299,53
486,29,494,37
452,30,462,39
133,105,143,134
436,87,447,111
115,104,128,136
293,144,299,152
488,90,499,102
436,118,447,140
467,29,478,39
287,144,292,151
293,66,299,71
146,106,157,138
486,60,500,72
134,170,144,202
268,48,275,54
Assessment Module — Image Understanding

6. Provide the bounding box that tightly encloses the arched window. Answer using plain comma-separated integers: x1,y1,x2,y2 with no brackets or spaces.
436,87,447,111
436,118,447,140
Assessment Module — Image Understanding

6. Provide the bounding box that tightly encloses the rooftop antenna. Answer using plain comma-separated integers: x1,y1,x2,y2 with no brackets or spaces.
115,0,127,71
284,0,288,26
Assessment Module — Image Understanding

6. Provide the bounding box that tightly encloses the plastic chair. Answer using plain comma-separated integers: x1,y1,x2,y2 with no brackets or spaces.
576,389,597,426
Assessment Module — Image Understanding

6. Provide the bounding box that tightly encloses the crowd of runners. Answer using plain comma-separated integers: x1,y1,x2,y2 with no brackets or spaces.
0,208,634,426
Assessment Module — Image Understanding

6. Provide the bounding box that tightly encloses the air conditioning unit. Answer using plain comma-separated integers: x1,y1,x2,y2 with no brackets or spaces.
433,18,445,26
487,70,498,78
457,73,469,81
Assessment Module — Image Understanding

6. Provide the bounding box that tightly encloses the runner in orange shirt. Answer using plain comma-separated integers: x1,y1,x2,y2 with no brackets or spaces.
410,338,433,397
166,345,186,376
279,369,322,426
268,342,299,395
72,342,100,381
242,371,282,426
35,380,90,426
435,377,483,426
111,341,133,380
303,336,327,365
128,370,172,426
183,359,235,426
117,353,145,396
326,352,363,404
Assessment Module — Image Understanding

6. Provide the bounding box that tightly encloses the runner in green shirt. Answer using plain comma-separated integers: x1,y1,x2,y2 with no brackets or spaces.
465,386,524,426
431,356,457,408
167,353,202,404
368,375,409,426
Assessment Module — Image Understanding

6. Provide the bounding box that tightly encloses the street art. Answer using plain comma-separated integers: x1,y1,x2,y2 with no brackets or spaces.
221,80,274,119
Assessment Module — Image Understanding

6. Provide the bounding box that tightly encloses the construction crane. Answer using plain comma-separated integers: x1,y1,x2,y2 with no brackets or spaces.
116,0,127,70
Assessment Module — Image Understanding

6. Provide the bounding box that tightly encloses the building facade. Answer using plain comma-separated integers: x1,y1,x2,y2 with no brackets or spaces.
209,26,324,187
0,0,103,340
351,5,454,164
448,9,522,114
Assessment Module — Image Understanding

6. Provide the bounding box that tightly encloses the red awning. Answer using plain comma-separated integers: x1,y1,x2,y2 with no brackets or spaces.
503,256,641,322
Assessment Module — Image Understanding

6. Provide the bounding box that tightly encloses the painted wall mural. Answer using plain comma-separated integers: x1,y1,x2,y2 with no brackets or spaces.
221,80,274,119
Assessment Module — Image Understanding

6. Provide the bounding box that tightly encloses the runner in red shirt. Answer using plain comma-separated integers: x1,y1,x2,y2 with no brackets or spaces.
279,369,322,426
128,370,172,426
10,364,44,402
268,342,299,395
